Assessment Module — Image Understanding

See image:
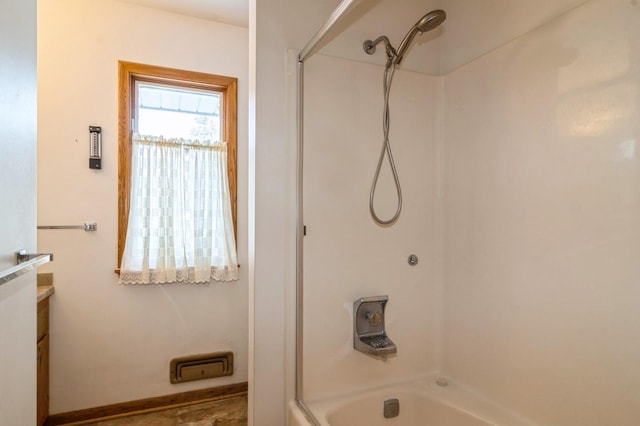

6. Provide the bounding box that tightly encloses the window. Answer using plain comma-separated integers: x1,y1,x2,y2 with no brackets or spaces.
118,61,238,284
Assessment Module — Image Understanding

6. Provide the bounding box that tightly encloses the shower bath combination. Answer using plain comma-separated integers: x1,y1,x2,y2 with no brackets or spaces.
364,10,446,226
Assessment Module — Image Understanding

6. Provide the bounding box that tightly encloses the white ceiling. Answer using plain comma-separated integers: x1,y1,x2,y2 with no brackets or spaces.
118,0,591,75
119,0,249,27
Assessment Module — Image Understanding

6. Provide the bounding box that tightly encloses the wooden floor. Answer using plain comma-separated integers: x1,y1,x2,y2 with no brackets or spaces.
70,394,247,426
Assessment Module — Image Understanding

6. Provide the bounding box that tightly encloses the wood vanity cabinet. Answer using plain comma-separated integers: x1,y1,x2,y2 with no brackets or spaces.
37,297,50,426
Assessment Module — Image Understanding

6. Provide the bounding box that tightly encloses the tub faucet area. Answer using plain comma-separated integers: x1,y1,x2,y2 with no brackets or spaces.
353,295,396,360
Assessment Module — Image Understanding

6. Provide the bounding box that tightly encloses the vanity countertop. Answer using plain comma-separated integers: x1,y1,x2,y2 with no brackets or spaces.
37,285,54,303
37,272,55,303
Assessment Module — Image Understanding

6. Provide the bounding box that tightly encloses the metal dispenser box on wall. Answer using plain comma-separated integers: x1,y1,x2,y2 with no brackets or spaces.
353,295,397,360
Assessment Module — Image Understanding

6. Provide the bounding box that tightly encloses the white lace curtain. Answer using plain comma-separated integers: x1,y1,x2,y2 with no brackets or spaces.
119,135,238,285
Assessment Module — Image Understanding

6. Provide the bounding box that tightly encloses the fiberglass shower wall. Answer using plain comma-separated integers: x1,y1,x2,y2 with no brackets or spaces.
302,53,443,400
443,0,640,424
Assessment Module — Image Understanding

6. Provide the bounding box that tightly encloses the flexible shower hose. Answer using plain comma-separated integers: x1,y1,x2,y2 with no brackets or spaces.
369,62,402,226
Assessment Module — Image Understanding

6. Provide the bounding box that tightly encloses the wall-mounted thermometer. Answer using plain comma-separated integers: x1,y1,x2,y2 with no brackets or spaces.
89,126,102,169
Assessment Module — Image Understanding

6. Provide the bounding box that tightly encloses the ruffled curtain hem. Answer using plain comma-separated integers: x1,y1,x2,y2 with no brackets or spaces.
119,266,238,285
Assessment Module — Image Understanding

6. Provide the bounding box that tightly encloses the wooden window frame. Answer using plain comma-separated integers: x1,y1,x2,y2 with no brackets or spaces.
117,61,237,269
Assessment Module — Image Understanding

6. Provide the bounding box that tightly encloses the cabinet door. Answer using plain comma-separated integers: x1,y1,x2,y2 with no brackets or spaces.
37,299,49,341
37,334,49,426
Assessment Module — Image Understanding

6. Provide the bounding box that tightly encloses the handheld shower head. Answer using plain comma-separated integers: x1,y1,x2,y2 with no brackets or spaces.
415,9,447,33
394,10,446,65
365,10,446,226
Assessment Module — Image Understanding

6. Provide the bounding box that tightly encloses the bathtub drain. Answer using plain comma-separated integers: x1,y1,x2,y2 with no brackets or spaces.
436,377,449,387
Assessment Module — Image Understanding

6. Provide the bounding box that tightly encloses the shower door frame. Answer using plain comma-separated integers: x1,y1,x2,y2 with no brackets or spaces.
295,1,363,424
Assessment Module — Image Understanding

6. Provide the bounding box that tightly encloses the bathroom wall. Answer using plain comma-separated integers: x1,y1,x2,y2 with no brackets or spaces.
0,0,37,424
302,54,442,400
443,0,640,424
37,0,248,413
251,0,340,423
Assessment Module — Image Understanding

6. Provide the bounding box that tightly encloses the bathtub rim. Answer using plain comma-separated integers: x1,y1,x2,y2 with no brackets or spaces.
289,374,539,426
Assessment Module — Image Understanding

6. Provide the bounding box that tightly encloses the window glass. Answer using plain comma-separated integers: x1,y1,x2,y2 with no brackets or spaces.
135,82,222,142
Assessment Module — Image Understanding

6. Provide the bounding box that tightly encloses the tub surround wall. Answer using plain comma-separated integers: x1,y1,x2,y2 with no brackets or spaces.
443,0,640,424
303,54,442,400
37,0,248,413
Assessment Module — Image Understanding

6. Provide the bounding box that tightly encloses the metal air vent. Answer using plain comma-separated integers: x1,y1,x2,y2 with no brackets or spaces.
170,351,233,384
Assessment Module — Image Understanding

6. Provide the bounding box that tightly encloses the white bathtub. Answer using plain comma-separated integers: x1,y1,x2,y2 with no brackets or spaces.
289,376,535,426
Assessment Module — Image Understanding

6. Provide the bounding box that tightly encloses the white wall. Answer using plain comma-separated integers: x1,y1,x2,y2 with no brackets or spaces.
37,0,248,413
302,54,442,400
0,0,37,424
251,5,292,424
442,0,640,424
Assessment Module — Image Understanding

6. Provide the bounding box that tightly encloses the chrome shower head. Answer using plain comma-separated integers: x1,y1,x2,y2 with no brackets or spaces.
394,10,446,65
415,9,447,33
